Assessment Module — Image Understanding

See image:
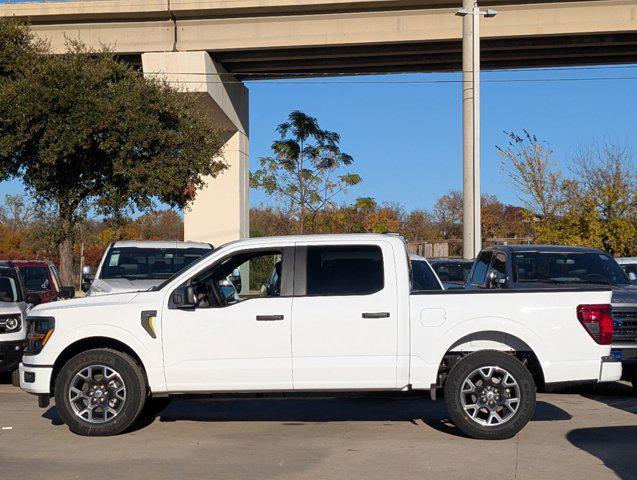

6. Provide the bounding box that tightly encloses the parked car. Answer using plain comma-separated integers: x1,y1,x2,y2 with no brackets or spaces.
410,254,444,290
13,260,75,304
616,257,637,285
466,245,637,390
428,258,473,289
0,261,41,375
19,234,619,439
83,240,213,296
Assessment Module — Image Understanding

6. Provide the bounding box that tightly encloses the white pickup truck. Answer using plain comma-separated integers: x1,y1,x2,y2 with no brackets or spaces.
19,234,620,439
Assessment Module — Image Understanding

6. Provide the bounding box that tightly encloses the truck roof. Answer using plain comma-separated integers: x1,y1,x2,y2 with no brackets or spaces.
112,240,213,249
616,257,637,264
10,260,55,267
219,233,405,248
483,244,605,254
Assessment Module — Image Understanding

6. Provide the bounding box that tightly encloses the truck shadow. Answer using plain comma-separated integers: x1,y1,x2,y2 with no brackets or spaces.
42,396,571,436
549,382,637,415
567,426,637,480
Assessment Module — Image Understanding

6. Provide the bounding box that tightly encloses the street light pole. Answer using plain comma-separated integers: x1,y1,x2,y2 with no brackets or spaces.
457,1,497,260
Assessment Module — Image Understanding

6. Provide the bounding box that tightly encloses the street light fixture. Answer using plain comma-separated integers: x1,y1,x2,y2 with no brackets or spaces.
455,1,497,260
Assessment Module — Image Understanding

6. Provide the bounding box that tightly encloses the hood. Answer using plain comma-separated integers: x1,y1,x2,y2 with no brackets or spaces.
29,291,141,314
88,278,163,296
611,285,637,307
0,301,24,315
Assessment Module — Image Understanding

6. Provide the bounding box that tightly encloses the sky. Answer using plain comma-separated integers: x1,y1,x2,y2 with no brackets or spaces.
1,64,636,214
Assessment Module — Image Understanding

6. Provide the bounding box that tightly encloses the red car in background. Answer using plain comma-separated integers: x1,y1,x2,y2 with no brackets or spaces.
13,260,75,304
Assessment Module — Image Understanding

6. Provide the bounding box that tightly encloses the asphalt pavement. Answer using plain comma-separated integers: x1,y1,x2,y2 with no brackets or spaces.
0,379,635,480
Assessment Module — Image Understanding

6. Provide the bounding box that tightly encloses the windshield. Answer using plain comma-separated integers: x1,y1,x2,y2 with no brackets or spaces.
411,260,442,290
151,247,218,291
20,266,50,292
0,268,22,302
512,251,629,285
100,247,211,280
431,261,473,284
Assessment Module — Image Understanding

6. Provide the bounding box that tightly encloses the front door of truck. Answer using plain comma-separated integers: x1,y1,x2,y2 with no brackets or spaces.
291,241,399,389
162,247,294,392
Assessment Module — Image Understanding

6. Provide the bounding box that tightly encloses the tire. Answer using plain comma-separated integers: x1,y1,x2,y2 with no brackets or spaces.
54,348,147,436
444,350,536,440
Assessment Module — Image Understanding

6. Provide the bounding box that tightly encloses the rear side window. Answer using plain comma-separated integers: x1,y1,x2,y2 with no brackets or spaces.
470,251,493,285
411,260,442,290
491,253,507,276
306,245,384,296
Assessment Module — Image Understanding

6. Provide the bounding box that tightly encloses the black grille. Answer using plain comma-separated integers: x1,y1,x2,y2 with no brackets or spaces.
613,309,637,343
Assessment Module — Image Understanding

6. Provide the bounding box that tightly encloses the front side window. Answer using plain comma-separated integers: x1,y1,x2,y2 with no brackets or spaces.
190,250,283,308
306,245,384,296
470,251,493,286
0,269,20,302
20,266,50,291
101,247,210,280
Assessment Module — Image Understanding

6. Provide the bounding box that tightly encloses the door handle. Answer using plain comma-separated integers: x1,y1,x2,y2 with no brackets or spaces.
256,314,284,321
362,312,390,319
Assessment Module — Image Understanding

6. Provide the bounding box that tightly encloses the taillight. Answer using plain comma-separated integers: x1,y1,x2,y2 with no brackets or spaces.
577,304,613,345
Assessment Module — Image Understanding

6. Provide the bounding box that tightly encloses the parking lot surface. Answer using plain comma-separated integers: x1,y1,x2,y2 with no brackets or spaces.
1,381,635,480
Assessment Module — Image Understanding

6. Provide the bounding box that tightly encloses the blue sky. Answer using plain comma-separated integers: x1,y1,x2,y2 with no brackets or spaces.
1,65,635,213
247,65,637,211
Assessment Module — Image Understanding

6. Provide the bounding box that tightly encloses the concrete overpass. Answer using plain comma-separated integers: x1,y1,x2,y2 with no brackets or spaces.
2,0,636,248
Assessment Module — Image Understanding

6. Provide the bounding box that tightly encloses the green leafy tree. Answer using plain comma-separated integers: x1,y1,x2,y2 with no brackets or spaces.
250,111,361,234
0,20,225,284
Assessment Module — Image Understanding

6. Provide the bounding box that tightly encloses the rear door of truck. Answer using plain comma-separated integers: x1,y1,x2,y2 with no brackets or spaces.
291,240,399,389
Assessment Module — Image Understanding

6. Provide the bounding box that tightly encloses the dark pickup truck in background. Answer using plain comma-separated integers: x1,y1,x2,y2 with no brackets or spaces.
466,245,637,390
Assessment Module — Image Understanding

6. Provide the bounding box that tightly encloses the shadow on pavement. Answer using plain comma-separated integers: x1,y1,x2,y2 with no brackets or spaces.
567,426,637,480
551,382,637,415
41,396,572,436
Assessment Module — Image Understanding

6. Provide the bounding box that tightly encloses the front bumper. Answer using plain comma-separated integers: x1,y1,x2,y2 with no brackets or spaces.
0,341,24,373
599,355,622,383
19,362,53,395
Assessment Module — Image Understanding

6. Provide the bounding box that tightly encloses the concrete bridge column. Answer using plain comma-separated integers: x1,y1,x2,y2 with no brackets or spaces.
141,51,249,246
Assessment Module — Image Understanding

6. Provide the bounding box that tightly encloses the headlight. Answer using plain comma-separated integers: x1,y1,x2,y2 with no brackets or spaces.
0,315,22,333
24,316,55,355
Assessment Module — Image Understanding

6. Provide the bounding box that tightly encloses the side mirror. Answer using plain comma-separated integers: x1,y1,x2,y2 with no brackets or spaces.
82,265,95,280
629,272,637,284
58,286,75,299
486,270,507,289
27,292,42,306
170,285,197,309
228,268,242,294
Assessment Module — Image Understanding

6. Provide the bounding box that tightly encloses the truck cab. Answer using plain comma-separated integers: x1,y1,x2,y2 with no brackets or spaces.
83,240,213,296
13,260,75,304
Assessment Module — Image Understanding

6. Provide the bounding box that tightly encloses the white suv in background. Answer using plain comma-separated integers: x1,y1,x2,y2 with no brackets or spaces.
82,240,213,296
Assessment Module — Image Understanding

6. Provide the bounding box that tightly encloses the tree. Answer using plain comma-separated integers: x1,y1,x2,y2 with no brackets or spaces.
250,110,361,234
0,20,225,284
499,130,637,256
497,130,563,218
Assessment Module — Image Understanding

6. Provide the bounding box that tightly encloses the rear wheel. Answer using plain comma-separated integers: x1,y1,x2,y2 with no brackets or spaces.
54,348,147,436
444,350,536,440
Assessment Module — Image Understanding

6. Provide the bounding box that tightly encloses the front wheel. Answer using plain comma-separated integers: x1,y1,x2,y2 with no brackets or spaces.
444,350,536,440
54,348,147,436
